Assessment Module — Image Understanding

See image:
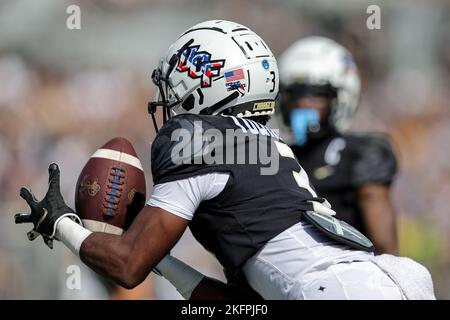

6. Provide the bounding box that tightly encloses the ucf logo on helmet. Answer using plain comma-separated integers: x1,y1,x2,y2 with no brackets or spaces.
177,45,225,88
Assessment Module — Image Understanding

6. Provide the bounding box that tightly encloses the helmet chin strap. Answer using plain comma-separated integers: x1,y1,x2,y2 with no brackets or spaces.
148,101,172,134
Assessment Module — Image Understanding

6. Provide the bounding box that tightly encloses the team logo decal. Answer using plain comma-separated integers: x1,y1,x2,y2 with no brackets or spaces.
127,188,136,202
177,45,225,88
225,68,246,95
79,175,101,197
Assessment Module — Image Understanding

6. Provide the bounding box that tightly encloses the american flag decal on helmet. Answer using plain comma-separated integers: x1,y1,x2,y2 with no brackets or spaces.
225,68,244,82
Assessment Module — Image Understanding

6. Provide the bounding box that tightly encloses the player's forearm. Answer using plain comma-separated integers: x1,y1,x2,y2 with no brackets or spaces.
154,255,261,300
370,206,398,255
366,202,398,255
358,184,398,255
79,232,145,289
56,217,152,289
57,206,189,290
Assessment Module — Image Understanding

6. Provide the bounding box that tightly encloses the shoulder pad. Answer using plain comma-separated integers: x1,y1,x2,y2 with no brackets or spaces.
151,114,198,182
151,114,232,184
349,133,397,186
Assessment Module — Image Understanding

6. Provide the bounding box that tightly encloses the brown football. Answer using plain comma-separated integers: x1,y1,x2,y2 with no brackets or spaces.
75,137,146,235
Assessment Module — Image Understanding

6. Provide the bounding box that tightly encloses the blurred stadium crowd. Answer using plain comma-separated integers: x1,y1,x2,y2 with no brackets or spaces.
0,0,449,299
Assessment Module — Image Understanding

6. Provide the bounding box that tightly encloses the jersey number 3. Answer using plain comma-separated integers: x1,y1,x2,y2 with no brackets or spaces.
273,140,374,252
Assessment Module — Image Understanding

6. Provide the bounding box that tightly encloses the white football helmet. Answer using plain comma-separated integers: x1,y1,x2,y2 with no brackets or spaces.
279,36,361,132
149,20,279,128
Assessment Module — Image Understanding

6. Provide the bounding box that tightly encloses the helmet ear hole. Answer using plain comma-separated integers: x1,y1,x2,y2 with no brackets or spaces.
181,94,195,111
196,88,204,105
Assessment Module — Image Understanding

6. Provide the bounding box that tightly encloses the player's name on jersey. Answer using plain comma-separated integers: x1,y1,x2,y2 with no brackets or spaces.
169,118,282,175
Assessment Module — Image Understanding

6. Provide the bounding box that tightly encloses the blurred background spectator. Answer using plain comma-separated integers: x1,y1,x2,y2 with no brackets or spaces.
0,0,449,299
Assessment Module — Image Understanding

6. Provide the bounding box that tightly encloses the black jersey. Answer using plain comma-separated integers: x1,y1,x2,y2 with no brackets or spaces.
151,113,325,277
291,130,397,233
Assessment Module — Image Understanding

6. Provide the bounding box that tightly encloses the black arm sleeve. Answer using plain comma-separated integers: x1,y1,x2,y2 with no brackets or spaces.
351,134,398,187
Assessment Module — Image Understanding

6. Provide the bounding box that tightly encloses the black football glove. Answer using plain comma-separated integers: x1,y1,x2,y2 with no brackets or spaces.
15,163,81,249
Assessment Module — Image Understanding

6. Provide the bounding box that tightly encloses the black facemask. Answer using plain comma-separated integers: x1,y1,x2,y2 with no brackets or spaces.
148,39,194,133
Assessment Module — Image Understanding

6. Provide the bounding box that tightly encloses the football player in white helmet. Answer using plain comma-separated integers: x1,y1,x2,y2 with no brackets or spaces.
148,20,278,124
279,36,398,255
16,22,434,300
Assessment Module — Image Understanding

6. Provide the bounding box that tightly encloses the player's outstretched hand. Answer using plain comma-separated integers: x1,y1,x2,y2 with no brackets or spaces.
15,163,81,249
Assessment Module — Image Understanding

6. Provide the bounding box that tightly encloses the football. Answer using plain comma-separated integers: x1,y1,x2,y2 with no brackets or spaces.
75,137,146,235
